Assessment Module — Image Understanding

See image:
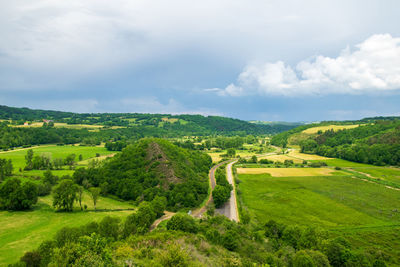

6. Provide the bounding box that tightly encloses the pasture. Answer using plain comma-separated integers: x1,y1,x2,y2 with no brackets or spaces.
0,192,134,266
0,145,115,173
301,124,362,134
236,168,400,264
237,173,400,227
236,167,343,176
353,167,400,186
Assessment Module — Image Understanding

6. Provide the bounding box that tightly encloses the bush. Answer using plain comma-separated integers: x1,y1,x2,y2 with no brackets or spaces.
167,213,198,233
0,178,38,210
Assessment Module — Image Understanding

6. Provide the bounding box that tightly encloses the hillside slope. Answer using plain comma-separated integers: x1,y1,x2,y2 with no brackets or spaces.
74,138,212,210
0,105,298,135
272,119,400,166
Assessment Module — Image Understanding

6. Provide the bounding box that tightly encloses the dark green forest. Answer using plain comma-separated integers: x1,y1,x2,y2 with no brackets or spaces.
300,121,400,166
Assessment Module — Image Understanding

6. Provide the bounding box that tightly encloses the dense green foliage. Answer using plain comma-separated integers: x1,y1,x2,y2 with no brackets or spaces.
212,165,232,208
301,121,400,166
0,159,12,181
52,179,79,211
0,178,38,210
16,209,390,266
0,105,298,143
73,138,212,210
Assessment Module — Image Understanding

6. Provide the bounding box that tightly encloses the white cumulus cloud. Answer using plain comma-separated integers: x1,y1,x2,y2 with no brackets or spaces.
217,34,400,96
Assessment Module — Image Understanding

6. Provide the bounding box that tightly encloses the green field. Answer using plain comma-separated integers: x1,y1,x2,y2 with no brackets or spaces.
318,158,374,168
0,145,115,175
238,173,400,227
237,168,400,264
0,191,135,266
354,167,400,185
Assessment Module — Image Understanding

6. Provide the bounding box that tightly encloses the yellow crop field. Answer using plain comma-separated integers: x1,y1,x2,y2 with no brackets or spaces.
258,154,303,163
302,124,361,134
236,167,337,176
288,150,331,160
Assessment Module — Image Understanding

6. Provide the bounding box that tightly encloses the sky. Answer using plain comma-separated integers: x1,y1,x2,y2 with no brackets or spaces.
1,0,400,121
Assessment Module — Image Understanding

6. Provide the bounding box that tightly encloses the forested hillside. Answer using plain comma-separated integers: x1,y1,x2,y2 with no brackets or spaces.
0,105,298,136
272,119,400,166
73,138,212,210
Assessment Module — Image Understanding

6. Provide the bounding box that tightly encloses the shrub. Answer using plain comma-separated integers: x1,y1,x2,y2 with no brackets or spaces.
167,213,198,233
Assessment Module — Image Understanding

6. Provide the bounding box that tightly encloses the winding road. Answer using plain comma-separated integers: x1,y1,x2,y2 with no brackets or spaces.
151,148,280,229
215,160,239,222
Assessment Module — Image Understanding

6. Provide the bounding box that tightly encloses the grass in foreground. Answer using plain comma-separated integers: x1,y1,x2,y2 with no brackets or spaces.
0,192,134,266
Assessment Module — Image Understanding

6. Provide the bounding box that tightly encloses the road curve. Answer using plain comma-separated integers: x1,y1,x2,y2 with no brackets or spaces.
215,160,239,222
192,160,231,218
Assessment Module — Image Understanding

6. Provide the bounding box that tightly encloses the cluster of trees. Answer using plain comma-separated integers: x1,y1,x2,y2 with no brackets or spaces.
212,165,233,208
24,149,78,170
300,121,400,166
52,178,101,212
73,139,212,210
104,140,128,151
0,159,13,181
205,136,245,149
0,178,38,210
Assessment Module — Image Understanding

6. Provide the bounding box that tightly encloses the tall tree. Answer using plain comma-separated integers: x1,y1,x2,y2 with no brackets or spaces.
25,149,34,170
76,186,84,211
53,179,78,211
89,187,101,210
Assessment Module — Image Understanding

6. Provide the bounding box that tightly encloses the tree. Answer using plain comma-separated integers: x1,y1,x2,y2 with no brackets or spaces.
227,148,236,158
43,170,57,185
250,155,258,163
89,187,101,210
76,186,84,211
167,213,198,233
151,196,167,218
0,178,38,210
25,149,34,170
64,154,76,169
53,179,78,211
0,159,13,181
292,250,315,267
212,185,231,208
99,216,120,240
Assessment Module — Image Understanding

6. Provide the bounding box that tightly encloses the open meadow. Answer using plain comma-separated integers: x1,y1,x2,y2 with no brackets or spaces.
0,191,134,266
236,167,344,176
236,162,400,264
0,144,115,177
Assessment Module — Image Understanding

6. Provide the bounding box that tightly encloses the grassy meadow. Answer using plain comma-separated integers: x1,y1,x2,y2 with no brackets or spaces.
0,191,134,266
236,160,400,264
236,167,345,176
0,144,115,176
